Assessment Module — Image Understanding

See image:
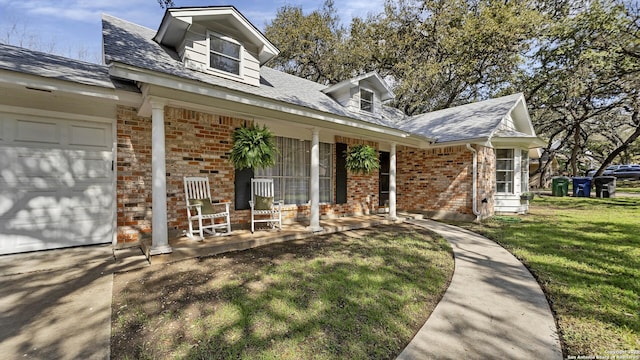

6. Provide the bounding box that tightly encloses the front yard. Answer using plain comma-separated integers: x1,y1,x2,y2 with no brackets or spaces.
111,224,453,359
459,195,640,357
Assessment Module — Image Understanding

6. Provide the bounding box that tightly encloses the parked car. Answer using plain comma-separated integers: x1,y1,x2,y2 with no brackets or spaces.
611,165,640,180
586,165,622,177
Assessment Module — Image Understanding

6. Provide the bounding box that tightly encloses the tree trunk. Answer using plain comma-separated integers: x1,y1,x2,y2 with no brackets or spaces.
570,125,581,176
594,108,640,176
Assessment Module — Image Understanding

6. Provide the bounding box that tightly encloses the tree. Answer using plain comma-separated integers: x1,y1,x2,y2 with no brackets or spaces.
264,0,348,84
526,0,640,179
157,0,174,9
266,0,543,115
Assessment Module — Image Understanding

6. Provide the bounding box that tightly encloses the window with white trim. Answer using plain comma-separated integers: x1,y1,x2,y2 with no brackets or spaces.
496,149,514,193
209,33,241,75
255,137,333,205
360,88,374,113
520,149,529,192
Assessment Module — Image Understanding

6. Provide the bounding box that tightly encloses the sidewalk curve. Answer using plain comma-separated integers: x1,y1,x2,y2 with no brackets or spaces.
397,219,563,360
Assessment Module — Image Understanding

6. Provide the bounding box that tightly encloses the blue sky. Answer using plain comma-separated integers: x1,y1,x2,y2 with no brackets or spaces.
0,0,384,63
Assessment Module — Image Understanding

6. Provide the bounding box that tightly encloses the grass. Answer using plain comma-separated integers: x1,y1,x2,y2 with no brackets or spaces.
616,180,640,193
456,196,640,357
111,224,453,359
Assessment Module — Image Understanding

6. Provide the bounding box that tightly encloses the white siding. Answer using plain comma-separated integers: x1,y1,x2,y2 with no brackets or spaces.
180,23,261,86
494,148,529,214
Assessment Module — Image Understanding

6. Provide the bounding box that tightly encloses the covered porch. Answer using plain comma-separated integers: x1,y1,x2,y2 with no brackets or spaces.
140,214,403,264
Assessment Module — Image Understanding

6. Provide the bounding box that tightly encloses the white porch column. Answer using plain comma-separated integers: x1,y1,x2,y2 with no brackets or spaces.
150,100,172,255
308,128,323,232
389,142,398,220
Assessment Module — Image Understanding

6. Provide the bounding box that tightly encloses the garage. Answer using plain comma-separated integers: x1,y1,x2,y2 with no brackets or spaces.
0,113,115,255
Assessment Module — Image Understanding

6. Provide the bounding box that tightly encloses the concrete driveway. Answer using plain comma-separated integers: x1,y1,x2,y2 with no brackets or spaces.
0,245,146,360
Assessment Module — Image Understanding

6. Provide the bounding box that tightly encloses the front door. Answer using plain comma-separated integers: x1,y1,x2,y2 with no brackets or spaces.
379,151,389,207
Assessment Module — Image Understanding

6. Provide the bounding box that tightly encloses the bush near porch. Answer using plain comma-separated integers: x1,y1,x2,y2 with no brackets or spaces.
457,196,640,357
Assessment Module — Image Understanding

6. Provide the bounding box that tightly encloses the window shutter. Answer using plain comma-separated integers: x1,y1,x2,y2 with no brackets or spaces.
336,143,347,204
235,167,254,210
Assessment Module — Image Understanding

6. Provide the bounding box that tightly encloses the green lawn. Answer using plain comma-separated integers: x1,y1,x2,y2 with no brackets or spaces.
458,196,640,356
111,224,453,360
616,180,640,193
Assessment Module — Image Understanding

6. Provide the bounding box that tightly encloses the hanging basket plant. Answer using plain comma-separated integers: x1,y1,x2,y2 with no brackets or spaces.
345,144,380,175
230,124,278,170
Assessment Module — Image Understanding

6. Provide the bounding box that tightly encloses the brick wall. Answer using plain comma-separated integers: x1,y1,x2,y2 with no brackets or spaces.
116,106,152,243
397,145,474,216
334,136,379,216
163,107,249,229
115,104,490,243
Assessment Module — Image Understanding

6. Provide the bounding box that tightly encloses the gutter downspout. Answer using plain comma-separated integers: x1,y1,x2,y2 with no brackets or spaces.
466,144,481,220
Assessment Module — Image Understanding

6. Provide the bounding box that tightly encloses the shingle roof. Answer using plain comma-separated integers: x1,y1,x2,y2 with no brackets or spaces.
397,93,524,143
101,14,403,129
0,42,136,90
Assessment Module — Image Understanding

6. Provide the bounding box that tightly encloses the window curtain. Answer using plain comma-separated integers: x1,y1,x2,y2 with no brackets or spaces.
256,137,333,204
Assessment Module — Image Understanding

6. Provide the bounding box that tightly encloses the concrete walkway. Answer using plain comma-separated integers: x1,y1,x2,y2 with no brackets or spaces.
397,219,563,360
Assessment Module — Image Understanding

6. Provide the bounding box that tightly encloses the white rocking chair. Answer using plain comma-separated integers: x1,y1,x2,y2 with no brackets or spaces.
184,176,231,239
249,178,283,233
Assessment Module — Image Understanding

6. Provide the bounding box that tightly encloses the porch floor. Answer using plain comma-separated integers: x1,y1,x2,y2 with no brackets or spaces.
141,214,402,264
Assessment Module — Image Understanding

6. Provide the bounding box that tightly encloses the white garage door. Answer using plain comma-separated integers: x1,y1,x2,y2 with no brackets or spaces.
0,114,114,255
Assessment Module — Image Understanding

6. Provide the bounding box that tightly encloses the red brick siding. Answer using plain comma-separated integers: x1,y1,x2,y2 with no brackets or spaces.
397,145,473,215
163,107,249,229
333,136,379,216
115,104,488,243
116,106,152,243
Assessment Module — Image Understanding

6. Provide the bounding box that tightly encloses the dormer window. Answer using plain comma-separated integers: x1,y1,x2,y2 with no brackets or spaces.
360,88,374,113
209,33,241,75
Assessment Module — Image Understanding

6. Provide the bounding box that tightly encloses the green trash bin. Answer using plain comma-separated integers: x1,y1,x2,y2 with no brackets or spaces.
552,176,570,197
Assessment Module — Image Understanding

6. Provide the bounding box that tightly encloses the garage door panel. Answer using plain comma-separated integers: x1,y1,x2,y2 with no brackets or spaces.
0,149,112,188
0,115,114,255
15,119,60,144
69,123,111,148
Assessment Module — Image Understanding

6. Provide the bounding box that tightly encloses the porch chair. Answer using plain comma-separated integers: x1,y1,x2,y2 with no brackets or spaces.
249,178,283,233
184,176,231,239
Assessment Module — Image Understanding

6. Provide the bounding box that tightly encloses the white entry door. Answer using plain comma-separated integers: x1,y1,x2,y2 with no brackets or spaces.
0,113,114,255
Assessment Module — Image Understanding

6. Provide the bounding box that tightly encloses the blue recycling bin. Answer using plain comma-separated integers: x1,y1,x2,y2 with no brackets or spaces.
572,177,593,197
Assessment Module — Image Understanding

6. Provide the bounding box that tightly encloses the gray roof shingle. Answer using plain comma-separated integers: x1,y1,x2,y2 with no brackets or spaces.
1,14,534,146
397,93,524,143
102,14,403,129
0,42,136,90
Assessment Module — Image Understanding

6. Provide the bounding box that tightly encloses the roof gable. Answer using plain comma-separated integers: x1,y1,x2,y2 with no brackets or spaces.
154,6,279,66
101,15,416,137
397,93,537,144
322,72,394,101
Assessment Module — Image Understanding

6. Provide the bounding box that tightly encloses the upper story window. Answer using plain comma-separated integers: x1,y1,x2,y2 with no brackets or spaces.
360,88,374,113
209,33,241,75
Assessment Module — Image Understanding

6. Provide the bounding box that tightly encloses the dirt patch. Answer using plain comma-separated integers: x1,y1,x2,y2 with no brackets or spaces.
111,223,453,359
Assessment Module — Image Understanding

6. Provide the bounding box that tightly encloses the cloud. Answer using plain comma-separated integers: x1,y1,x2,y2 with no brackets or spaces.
342,0,385,20
2,0,157,23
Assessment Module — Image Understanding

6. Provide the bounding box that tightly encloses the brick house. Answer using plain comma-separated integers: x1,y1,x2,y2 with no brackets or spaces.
0,6,543,255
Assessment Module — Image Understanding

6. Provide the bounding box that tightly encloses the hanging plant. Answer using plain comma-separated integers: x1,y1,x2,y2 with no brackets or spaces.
230,124,278,170
345,144,380,175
